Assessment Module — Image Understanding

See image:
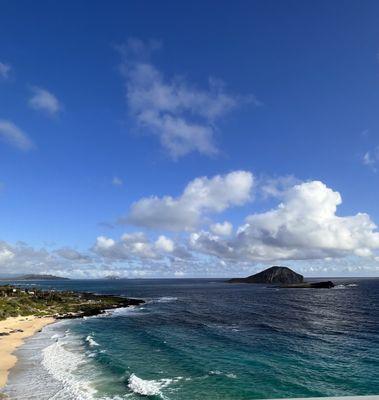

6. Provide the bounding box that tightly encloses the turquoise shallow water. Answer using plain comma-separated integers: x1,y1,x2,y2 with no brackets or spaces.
4,278,379,399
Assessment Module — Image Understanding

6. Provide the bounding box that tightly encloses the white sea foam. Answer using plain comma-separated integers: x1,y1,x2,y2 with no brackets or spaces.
128,374,163,396
111,306,139,316
209,370,223,375
51,333,62,339
128,373,181,397
209,370,237,379
86,335,100,347
156,297,178,303
333,283,358,290
42,338,97,400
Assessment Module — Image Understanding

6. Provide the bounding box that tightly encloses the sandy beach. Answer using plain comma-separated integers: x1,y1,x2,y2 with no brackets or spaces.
0,316,55,388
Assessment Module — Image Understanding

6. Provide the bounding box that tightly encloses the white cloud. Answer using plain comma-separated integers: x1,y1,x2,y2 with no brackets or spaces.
93,233,157,260
95,236,115,250
191,181,379,262
259,175,300,199
0,247,15,264
28,86,61,115
2,177,379,278
190,231,235,259
0,241,77,277
126,170,254,231
112,176,123,186
0,119,34,151
55,247,91,263
210,221,233,236
155,235,174,252
0,62,11,79
119,39,255,158
363,147,379,171
93,232,181,262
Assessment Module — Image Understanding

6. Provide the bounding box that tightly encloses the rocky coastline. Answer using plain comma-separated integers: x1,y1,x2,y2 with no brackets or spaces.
0,285,144,321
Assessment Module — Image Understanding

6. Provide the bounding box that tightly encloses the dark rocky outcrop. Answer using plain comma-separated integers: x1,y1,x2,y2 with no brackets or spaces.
54,296,144,319
227,266,304,285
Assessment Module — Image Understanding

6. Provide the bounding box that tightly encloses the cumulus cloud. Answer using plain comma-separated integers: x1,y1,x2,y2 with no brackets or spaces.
28,86,61,115
1,177,379,278
0,62,11,79
190,231,235,259
0,246,15,265
119,38,256,158
93,233,158,260
125,170,254,231
210,221,233,236
0,119,34,151
155,235,174,252
259,175,300,199
92,232,188,263
0,241,70,277
0,241,119,278
191,181,379,262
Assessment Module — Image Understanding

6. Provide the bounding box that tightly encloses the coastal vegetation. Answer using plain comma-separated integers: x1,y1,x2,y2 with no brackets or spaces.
0,274,69,281
0,285,143,320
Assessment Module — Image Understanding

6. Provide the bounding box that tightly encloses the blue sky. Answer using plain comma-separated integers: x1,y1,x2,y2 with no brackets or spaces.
1,0,379,278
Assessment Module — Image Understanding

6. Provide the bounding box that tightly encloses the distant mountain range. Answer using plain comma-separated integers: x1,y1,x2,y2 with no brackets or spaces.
1,274,70,281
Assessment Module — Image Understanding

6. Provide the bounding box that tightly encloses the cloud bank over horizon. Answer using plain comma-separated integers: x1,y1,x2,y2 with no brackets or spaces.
1,171,379,279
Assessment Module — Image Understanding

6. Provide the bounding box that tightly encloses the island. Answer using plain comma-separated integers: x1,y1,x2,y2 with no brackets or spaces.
0,285,143,320
104,275,121,280
228,266,304,284
227,266,334,288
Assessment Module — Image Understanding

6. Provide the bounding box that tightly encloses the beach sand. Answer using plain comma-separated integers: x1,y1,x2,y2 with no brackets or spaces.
0,315,55,388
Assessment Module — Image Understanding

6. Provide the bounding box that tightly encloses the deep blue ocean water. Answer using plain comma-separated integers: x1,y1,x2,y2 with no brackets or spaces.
3,278,379,400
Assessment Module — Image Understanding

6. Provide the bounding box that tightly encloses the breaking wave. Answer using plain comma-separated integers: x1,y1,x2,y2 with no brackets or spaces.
86,335,100,347
128,373,181,397
155,297,178,303
333,283,359,290
42,336,98,400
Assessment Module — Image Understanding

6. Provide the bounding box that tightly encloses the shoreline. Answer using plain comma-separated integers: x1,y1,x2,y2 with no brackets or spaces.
0,315,56,389
0,284,145,392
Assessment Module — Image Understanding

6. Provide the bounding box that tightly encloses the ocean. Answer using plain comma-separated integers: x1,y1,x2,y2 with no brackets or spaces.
3,278,379,400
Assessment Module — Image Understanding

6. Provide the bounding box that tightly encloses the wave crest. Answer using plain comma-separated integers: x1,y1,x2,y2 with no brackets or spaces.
128,373,181,397
42,339,97,400
86,335,100,347
156,297,178,303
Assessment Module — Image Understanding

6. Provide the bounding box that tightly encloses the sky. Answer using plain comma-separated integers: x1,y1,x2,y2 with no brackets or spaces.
1,0,379,278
